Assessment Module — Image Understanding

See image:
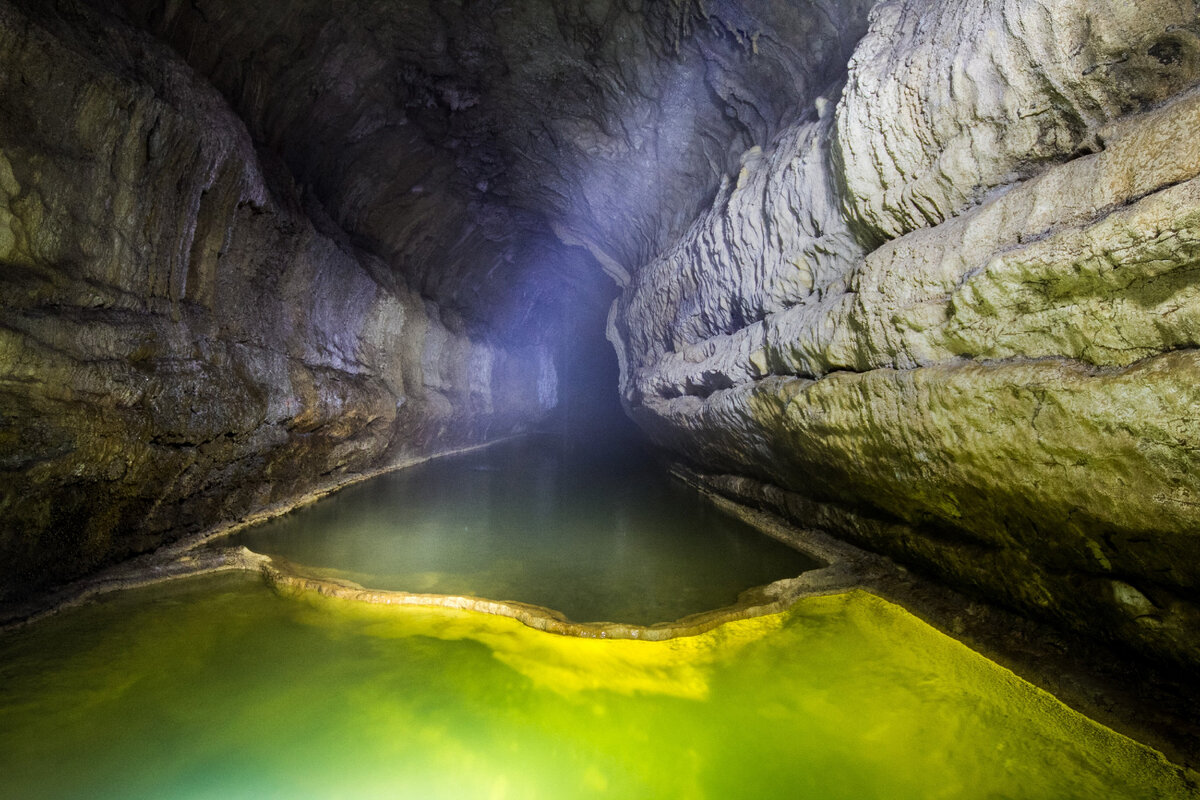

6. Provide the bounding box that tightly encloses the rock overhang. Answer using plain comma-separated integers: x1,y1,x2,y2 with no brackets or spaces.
107,0,877,344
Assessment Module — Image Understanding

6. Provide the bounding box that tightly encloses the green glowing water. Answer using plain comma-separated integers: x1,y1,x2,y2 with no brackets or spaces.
227,435,817,623
0,575,1192,800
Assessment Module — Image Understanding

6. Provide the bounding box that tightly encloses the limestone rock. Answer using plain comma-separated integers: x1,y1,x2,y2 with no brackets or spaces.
4,0,1200,673
618,105,866,378
1,0,878,599
615,3,1200,667
110,0,875,331
0,0,554,599
836,0,1200,241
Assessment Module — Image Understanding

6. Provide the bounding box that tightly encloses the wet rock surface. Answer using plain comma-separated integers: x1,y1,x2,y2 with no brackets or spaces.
0,0,877,600
2,0,1200,675
0,0,555,598
615,1,1200,667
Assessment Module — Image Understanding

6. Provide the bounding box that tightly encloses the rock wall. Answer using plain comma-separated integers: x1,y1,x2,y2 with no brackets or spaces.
4,0,1198,670
0,1,555,600
0,0,884,601
0,0,888,599
615,0,1200,667
104,0,875,318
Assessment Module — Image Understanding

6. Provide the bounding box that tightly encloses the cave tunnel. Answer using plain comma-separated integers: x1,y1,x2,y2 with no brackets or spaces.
3,0,1200,796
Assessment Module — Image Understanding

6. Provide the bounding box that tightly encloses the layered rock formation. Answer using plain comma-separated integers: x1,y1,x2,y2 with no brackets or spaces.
0,1,557,598
0,0,872,600
3,0,1199,669
615,0,1200,666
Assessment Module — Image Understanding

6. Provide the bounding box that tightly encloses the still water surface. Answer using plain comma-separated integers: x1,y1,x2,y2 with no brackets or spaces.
0,575,1189,799
1,435,1193,799
228,435,817,624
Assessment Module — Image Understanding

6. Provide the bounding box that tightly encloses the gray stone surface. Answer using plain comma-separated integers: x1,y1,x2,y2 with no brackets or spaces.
837,0,1200,242
3,0,1200,671
0,0,875,598
109,0,874,333
0,0,554,598
614,1,1200,667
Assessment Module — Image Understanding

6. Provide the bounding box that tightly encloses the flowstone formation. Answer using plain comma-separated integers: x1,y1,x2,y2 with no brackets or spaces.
614,0,1200,667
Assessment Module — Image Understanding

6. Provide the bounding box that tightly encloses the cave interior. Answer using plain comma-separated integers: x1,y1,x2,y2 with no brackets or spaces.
4,0,1200,790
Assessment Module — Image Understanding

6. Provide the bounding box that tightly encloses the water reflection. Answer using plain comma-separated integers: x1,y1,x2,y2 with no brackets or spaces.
229,433,817,623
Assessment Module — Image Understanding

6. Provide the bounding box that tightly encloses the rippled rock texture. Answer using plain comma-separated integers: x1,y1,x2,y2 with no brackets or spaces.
616,0,1200,666
3,0,1200,668
0,0,561,598
0,0,872,600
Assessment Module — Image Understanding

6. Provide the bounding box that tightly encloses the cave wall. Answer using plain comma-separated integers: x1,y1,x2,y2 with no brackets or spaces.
0,0,555,600
614,0,1200,667
3,0,1199,670
1,0,882,602
103,0,875,316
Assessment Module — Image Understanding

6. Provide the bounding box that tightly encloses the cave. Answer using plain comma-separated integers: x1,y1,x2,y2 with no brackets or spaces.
3,0,1200,796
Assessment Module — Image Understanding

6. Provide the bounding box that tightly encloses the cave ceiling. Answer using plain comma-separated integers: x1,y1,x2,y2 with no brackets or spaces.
105,0,874,342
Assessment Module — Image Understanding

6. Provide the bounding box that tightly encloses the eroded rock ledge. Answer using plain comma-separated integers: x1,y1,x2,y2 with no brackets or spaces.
614,0,1200,667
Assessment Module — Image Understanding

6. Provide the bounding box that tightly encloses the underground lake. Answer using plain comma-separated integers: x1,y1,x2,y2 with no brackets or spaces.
0,435,1196,799
6,1,1200,797
225,433,818,625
